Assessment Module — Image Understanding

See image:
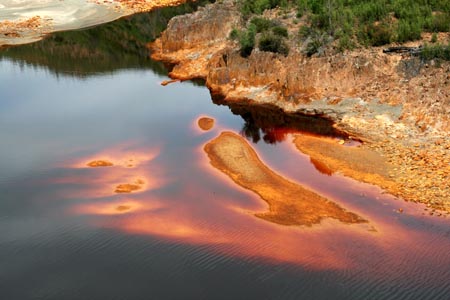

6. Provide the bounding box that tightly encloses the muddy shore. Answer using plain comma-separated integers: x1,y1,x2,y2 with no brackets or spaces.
150,0,450,214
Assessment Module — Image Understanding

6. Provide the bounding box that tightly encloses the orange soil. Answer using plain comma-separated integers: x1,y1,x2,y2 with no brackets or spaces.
87,160,114,167
92,0,188,13
0,16,46,37
115,205,132,211
197,117,215,131
293,135,397,193
114,179,145,193
293,134,450,214
204,131,367,226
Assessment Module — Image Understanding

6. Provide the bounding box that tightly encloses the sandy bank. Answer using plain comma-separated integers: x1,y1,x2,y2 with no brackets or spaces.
204,131,367,226
293,135,399,196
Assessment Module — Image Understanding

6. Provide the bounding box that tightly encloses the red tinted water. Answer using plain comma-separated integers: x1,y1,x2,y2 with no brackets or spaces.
62,119,450,278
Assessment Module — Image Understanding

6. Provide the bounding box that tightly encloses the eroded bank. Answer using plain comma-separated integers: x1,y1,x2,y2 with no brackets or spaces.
149,0,450,213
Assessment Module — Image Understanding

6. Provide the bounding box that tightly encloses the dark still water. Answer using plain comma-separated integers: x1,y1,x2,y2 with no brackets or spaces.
1,14,449,300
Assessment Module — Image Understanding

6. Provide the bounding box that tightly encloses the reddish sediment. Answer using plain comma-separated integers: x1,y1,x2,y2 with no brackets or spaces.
197,117,215,131
204,131,367,226
89,0,189,13
293,135,397,192
87,160,114,167
114,179,145,193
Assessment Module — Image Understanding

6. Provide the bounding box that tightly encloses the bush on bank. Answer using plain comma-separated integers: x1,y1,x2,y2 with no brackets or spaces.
235,0,450,56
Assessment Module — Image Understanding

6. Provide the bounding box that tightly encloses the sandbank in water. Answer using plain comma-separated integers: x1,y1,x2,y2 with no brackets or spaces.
204,131,367,226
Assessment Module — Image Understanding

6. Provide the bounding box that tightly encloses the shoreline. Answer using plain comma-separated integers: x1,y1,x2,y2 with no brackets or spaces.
1,0,448,214
149,0,450,214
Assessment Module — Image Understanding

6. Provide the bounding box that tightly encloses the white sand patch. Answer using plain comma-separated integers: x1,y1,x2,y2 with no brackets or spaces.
0,0,124,46
0,0,187,46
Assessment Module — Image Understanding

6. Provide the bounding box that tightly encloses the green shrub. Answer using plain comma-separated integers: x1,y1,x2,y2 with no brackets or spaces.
253,0,272,14
229,28,239,40
279,0,289,10
420,43,450,61
272,26,289,37
304,31,330,57
364,23,393,46
429,13,450,32
259,32,289,56
240,0,278,17
337,33,356,51
397,20,422,43
239,24,257,57
296,0,308,17
240,2,253,17
354,2,388,23
238,0,450,54
250,17,276,33
298,25,312,40
431,32,438,43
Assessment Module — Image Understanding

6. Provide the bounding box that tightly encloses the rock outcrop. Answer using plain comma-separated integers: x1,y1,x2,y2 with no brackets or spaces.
151,1,449,137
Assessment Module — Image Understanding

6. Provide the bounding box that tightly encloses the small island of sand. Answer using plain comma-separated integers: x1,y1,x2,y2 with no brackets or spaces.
204,131,367,226
198,117,215,131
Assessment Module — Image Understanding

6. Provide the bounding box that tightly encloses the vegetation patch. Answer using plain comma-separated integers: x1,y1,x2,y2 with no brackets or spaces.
231,15,290,57
237,0,450,54
259,32,289,55
420,43,450,61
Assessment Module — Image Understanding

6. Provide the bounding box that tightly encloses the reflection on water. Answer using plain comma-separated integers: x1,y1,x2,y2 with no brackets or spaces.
212,96,345,144
0,10,449,300
74,199,155,215
0,1,212,77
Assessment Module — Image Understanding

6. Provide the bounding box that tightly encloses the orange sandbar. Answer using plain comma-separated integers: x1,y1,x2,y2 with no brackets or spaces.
204,131,367,226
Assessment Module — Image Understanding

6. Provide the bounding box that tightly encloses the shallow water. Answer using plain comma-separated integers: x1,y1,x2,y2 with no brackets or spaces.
0,15,449,300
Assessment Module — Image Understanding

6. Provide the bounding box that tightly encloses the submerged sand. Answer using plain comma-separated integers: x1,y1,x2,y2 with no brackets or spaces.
87,160,114,167
115,178,145,193
204,131,367,226
293,135,397,192
293,134,450,214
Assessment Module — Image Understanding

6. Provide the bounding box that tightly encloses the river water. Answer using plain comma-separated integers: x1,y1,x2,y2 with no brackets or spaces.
0,10,449,300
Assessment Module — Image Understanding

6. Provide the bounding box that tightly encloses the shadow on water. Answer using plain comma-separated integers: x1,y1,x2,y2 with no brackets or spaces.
0,0,344,145
212,94,346,144
0,1,214,78
0,0,342,143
